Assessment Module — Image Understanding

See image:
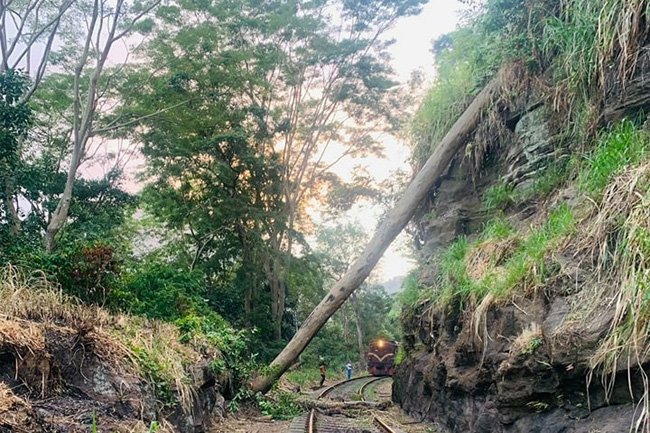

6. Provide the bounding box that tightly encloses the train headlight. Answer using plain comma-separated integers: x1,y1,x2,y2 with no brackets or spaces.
377,339,385,348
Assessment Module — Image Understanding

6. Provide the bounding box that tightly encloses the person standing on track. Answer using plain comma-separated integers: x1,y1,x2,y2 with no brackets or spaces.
345,360,353,380
319,362,327,387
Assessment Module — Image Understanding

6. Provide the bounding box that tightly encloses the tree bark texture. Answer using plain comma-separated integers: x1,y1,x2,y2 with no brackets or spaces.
351,294,365,370
250,75,502,393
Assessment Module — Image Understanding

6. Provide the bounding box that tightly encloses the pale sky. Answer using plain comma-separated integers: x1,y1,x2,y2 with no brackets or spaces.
389,0,467,82
336,0,466,282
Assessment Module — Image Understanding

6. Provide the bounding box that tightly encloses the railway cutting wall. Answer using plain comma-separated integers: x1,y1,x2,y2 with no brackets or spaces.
393,46,650,433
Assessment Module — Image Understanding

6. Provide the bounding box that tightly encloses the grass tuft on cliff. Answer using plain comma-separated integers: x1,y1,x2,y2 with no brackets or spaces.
424,204,575,310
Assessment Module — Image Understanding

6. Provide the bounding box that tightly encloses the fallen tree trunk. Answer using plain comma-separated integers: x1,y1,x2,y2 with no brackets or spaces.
250,75,502,393
303,400,391,411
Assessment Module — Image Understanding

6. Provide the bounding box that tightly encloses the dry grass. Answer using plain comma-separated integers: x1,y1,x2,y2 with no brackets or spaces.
471,293,495,363
0,265,202,415
465,237,518,281
510,323,544,356
465,62,537,177
0,319,45,353
562,161,650,431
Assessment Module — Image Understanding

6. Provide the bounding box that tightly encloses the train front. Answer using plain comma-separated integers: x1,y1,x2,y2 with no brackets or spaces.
367,339,397,376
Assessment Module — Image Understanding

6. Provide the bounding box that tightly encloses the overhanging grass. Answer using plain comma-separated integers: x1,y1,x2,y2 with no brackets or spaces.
544,0,650,99
431,205,575,308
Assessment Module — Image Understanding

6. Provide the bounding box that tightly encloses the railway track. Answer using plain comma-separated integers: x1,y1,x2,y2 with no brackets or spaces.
318,375,390,401
288,376,399,433
305,408,398,433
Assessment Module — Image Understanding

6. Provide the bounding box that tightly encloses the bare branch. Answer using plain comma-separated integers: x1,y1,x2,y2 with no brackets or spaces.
93,98,194,135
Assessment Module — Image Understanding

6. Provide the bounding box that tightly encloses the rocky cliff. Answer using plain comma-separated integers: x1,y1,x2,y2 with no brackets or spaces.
394,51,650,433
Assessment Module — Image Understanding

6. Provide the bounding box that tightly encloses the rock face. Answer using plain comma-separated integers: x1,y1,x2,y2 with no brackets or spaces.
414,103,560,286
396,65,650,432
394,292,641,433
603,45,650,123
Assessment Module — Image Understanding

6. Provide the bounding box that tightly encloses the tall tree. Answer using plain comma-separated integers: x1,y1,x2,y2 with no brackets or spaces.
43,0,160,250
119,0,426,340
0,0,74,99
256,0,427,339
115,0,290,333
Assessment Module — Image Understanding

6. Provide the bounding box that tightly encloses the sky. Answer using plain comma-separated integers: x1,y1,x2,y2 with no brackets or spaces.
336,0,466,283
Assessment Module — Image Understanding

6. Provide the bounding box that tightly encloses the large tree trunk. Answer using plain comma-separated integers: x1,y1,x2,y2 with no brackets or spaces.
3,183,21,236
45,141,84,251
250,75,501,393
265,254,286,340
351,294,365,370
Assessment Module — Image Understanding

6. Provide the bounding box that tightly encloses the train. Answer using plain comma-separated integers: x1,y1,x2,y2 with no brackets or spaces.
367,339,398,376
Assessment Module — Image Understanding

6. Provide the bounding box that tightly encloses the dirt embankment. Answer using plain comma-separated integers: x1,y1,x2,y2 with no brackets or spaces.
0,268,224,433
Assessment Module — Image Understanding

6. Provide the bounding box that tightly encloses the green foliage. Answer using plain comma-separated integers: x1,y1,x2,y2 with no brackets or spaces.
579,120,650,196
480,217,513,240
394,346,406,365
521,161,573,201
113,258,211,321
410,0,551,167
543,0,650,101
255,390,303,420
284,367,324,388
175,313,254,390
429,204,575,307
132,347,177,409
397,270,425,308
483,182,515,211
522,336,543,355
0,69,32,175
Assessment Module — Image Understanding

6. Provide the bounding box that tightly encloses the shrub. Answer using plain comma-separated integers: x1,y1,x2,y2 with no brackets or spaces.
256,391,303,420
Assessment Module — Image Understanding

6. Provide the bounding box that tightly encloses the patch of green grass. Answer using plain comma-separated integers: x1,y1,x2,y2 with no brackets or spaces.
131,347,177,410
256,390,304,420
483,182,515,211
481,217,514,240
436,237,473,303
431,205,575,307
522,336,543,355
394,346,406,365
494,204,575,296
284,367,322,388
543,0,646,101
410,46,476,166
579,119,650,196
515,160,573,203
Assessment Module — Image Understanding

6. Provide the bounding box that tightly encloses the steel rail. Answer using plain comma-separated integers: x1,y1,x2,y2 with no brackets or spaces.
302,376,396,433
358,376,389,401
317,375,375,399
306,409,316,433
373,415,397,433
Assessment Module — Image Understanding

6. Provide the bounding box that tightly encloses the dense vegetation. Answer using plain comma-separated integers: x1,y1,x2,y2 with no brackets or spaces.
0,0,414,416
5,0,650,428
